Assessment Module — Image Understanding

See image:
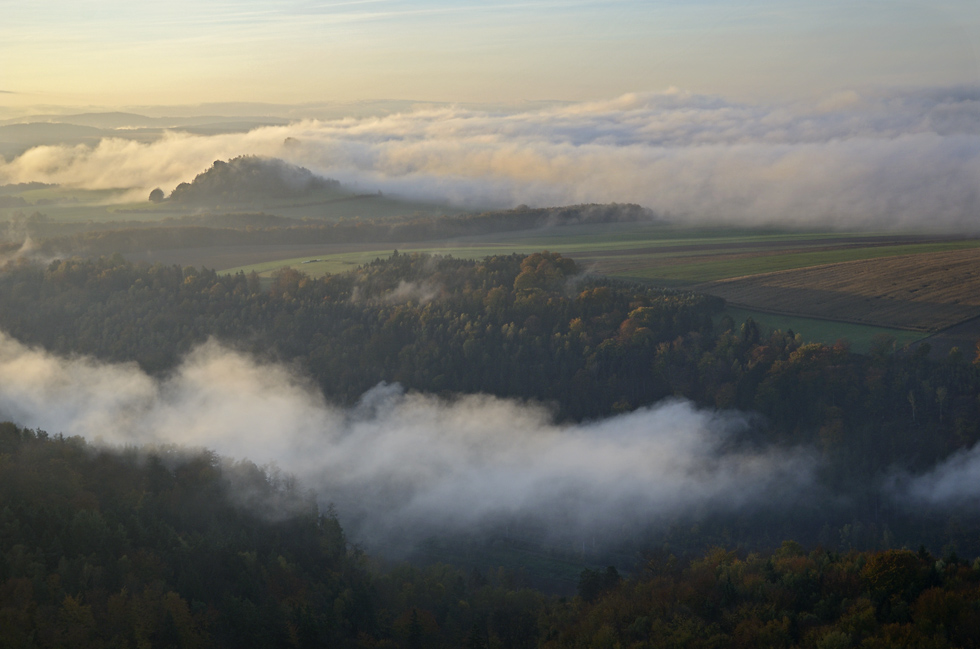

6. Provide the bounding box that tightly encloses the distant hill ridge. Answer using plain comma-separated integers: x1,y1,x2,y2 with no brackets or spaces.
168,156,342,204
0,111,290,129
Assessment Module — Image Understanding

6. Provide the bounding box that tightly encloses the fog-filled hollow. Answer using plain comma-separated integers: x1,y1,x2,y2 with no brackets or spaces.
0,331,816,550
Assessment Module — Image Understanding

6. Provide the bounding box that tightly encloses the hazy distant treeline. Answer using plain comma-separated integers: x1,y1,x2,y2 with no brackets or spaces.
2,202,653,256
166,156,342,204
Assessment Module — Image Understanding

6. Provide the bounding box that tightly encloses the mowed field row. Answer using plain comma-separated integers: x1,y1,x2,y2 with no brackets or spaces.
218,223,973,284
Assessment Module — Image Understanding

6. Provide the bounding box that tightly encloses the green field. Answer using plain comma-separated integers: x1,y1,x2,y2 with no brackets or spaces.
219,222,976,288
0,183,465,224
222,251,393,277
720,306,925,354
618,240,980,285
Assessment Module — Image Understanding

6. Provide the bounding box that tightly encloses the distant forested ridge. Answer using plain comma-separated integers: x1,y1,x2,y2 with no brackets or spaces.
167,156,342,204
3,202,653,257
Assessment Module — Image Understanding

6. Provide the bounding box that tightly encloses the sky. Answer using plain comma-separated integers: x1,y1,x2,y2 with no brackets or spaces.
2,0,979,110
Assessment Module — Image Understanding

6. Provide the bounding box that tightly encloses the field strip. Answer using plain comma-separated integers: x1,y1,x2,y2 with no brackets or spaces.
699,247,980,332
616,240,980,285
218,231,974,279
720,306,925,352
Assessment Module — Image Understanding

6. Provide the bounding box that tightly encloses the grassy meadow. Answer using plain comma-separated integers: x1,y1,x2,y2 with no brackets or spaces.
219,221,977,287
721,306,926,353
0,183,461,223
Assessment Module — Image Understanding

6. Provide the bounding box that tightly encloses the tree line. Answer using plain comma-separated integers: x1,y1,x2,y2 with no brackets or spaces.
1,203,652,258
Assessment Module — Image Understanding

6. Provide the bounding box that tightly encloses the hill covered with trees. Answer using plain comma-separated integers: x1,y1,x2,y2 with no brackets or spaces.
0,251,716,420
166,157,342,205
3,251,980,645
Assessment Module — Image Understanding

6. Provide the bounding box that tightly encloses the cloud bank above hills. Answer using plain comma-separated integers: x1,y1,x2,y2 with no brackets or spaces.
1,86,977,230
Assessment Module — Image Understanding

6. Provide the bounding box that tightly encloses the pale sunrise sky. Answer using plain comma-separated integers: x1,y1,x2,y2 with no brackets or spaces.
2,0,979,230
2,0,979,109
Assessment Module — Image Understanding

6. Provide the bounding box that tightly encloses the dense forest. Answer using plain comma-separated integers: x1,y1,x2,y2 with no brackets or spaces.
0,251,973,451
0,252,978,547
0,425,536,648
0,251,718,420
542,542,980,649
165,157,342,204
3,426,980,649
3,251,980,645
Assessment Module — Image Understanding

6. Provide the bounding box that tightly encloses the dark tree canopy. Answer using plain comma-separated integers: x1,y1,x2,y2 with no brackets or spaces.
167,156,341,204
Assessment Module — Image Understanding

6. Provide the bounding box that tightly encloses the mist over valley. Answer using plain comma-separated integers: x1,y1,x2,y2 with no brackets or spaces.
3,0,980,643
2,87,978,230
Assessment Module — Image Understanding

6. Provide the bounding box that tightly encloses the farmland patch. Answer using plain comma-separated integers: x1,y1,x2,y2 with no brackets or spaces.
722,306,925,353
702,248,980,331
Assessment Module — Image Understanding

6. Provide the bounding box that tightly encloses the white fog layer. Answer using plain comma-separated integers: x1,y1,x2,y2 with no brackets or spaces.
1,86,978,230
0,332,815,546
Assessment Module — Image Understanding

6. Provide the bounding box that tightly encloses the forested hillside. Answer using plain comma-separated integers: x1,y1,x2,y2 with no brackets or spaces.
0,252,717,420
166,157,342,204
1,252,980,554
4,426,980,649
0,424,367,647
0,251,974,450
0,425,552,648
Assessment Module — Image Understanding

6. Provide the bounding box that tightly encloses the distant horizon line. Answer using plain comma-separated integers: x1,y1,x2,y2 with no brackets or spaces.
2,81,978,119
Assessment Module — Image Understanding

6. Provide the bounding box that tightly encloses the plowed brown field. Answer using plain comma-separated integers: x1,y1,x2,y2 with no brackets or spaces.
699,248,980,332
